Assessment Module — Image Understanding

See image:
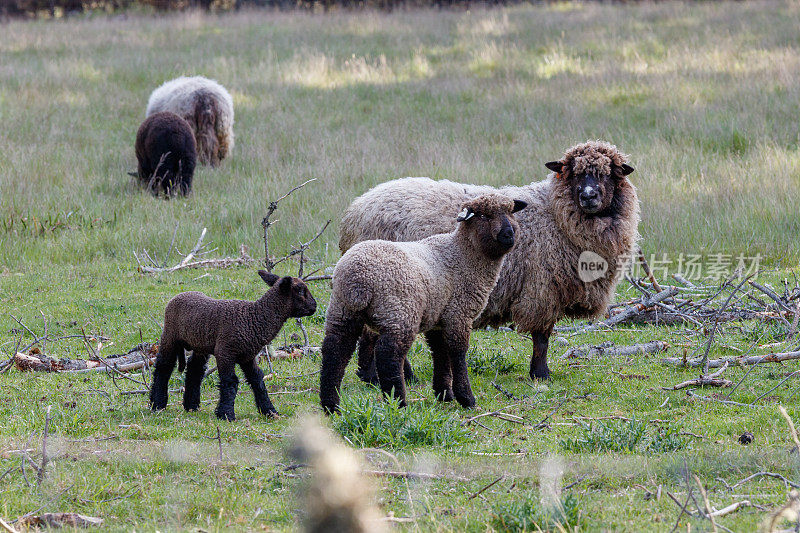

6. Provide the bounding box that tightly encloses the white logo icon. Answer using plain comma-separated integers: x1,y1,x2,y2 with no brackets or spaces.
578,251,608,282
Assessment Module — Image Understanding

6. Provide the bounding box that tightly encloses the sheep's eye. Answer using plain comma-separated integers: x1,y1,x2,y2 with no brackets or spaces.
478,214,490,220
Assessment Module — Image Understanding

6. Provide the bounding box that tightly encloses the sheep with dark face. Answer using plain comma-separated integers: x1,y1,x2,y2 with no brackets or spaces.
135,112,197,196
339,140,639,382
320,194,526,414
149,271,317,421
146,76,234,167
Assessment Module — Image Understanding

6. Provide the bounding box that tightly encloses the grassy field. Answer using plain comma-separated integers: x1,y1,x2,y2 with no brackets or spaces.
2,1,800,531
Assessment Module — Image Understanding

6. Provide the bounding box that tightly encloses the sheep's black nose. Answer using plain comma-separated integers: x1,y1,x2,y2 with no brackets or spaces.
579,188,599,203
497,227,515,247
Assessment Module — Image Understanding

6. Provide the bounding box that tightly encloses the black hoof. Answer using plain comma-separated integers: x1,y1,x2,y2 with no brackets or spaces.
457,397,476,409
530,359,551,380
321,402,339,416
356,368,379,385
215,410,236,421
435,389,455,402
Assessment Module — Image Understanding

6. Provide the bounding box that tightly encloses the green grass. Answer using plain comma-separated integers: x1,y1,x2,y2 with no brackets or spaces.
3,1,800,531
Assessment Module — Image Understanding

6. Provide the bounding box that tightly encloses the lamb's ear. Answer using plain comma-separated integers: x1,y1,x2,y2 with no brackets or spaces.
545,161,564,173
258,270,280,286
512,200,527,213
456,207,474,222
278,276,293,294
616,163,635,176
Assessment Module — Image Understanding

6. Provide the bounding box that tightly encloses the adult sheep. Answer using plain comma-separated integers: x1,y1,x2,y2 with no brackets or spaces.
146,76,234,167
339,140,640,381
135,112,196,197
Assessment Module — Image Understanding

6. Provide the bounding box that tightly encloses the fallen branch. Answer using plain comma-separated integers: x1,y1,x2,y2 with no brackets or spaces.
685,389,755,408
137,232,254,274
0,517,18,533
709,500,753,518
662,362,733,391
566,286,679,335
14,344,157,374
362,470,469,482
563,340,669,359
729,471,800,490
18,513,103,529
663,350,800,369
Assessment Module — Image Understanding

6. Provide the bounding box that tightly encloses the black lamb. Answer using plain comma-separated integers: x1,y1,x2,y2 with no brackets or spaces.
149,271,317,421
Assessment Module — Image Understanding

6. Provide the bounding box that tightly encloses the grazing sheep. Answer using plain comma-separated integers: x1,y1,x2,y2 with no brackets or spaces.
146,76,234,167
340,140,639,381
134,112,197,196
320,194,527,413
149,270,317,421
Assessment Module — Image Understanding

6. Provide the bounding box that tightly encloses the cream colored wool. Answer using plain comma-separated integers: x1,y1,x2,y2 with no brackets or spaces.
146,76,234,166
339,141,640,348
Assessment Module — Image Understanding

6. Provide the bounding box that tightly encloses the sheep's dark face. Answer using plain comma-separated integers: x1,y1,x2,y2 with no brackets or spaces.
257,271,317,317
458,196,527,259
546,160,634,216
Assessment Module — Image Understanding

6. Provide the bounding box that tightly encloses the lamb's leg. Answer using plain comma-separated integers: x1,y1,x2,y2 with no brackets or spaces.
242,359,277,417
444,328,475,409
357,328,418,385
529,326,553,380
355,328,379,385
320,317,363,414
182,352,209,412
149,340,181,411
215,360,239,421
374,331,414,407
424,330,453,402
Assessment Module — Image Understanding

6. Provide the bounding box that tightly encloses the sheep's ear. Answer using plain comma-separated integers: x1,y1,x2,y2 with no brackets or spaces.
512,200,527,213
456,207,474,222
258,270,280,286
278,276,293,294
616,163,635,176
545,161,564,173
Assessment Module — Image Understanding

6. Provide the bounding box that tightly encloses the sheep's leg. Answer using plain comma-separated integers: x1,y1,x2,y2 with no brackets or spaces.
149,340,181,411
424,330,454,402
374,332,414,408
320,318,363,414
182,352,209,412
529,327,552,380
215,360,239,421
445,329,475,409
242,359,277,417
357,328,418,385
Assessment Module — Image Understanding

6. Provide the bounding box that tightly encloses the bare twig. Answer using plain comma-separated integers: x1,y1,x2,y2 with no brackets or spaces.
700,274,755,374
262,178,317,270
693,474,718,532
780,406,800,453
36,406,51,488
467,475,504,500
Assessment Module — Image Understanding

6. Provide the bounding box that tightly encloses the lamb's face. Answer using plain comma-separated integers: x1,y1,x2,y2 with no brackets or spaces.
458,196,527,259
287,278,317,318
546,156,634,216
257,270,317,317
